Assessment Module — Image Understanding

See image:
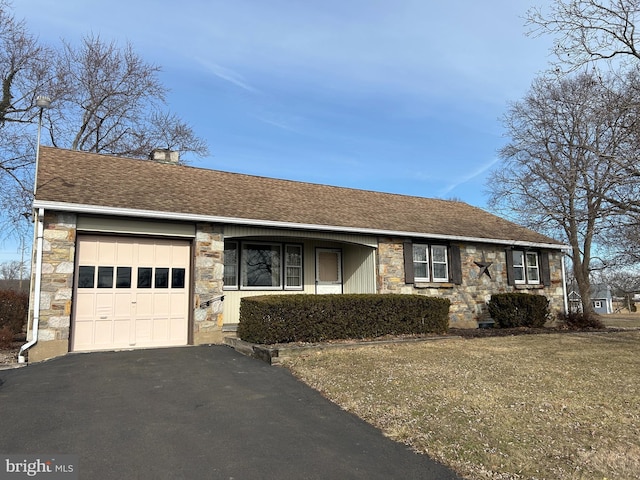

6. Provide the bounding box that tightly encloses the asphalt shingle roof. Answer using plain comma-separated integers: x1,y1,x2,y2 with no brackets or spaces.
35,147,563,247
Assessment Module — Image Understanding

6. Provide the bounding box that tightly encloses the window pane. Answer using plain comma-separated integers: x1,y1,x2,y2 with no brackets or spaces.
78,266,95,288
432,245,447,263
512,250,525,283
172,268,185,288
138,267,152,288
514,266,525,282
413,244,429,280
413,245,427,262
285,245,302,288
414,263,428,279
431,246,448,281
224,241,238,287
242,243,281,287
526,253,539,283
97,266,114,288
155,268,169,288
433,262,447,281
116,267,132,288
286,267,302,287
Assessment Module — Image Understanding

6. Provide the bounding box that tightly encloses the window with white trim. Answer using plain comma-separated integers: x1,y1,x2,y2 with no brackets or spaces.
513,250,540,285
223,240,303,290
413,244,449,282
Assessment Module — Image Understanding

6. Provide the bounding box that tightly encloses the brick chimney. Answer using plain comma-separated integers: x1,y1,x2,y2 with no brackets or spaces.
150,148,180,164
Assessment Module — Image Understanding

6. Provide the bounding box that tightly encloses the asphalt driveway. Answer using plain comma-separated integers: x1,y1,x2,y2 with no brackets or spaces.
0,346,460,479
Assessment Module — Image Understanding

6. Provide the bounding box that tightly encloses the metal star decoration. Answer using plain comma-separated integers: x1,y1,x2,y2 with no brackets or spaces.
474,253,493,279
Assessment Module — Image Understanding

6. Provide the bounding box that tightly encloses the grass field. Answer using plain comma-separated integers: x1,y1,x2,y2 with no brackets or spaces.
283,330,640,479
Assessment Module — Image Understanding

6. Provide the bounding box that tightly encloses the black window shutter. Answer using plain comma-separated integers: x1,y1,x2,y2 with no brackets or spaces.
450,244,462,285
505,248,515,286
540,251,551,286
403,240,414,284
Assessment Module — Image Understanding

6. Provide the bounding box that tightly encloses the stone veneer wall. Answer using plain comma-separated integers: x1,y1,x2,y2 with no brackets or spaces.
376,237,566,328
29,211,78,361
192,223,226,344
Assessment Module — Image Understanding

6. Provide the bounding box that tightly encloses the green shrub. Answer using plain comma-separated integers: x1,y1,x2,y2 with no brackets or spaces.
238,294,450,344
0,289,28,335
557,311,605,330
487,293,550,328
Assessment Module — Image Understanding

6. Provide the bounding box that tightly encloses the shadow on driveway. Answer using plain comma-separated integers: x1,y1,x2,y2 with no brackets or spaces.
0,345,460,479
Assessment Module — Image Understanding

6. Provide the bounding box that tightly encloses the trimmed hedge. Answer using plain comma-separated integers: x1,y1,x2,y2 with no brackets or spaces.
487,292,550,328
0,289,28,335
238,294,450,344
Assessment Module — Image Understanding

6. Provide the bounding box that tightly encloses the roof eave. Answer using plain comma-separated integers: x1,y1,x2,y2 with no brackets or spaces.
33,200,569,251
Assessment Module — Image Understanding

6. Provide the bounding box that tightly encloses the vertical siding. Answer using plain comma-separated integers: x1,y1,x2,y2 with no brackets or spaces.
343,244,376,294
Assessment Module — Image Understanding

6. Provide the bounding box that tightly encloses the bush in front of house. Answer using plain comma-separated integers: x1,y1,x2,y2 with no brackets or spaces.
487,292,550,328
557,311,605,330
0,289,29,336
237,294,450,344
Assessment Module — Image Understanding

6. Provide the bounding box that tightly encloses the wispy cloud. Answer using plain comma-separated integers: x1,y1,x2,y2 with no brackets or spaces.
195,58,259,94
439,157,501,198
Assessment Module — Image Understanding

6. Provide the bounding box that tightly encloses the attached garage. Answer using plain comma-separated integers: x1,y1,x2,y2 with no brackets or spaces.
71,235,191,352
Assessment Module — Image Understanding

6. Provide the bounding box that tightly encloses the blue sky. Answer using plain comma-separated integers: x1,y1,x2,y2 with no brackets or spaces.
1,0,553,264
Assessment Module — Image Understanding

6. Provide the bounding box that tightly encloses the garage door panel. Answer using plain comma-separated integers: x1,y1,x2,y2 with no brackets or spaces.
114,293,133,316
133,318,152,343
72,235,190,352
94,319,114,345
169,318,187,342
116,241,135,264
112,319,130,345
170,293,187,315
97,241,117,264
77,241,98,264
152,318,169,340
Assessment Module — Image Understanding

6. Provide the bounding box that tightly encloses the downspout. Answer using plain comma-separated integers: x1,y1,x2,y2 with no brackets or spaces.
18,207,45,363
561,251,568,314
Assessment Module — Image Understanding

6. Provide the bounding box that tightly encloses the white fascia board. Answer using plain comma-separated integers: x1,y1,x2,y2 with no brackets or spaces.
33,200,569,251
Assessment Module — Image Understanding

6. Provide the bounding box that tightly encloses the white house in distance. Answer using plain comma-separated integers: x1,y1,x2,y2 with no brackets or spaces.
22,147,568,362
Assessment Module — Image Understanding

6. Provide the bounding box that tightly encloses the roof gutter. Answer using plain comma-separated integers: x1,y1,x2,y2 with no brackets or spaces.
32,200,569,251
18,207,45,363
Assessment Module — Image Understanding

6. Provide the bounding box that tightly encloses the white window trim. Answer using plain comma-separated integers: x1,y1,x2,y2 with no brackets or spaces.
223,240,304,291
284,243,303,291
431,245,449,282
413,244,449,283
526,251,540,285
513,250,540,285
241,242,282,290
223,241,239,290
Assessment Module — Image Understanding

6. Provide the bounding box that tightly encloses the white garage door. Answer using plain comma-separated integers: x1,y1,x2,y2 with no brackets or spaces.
71,235,191,352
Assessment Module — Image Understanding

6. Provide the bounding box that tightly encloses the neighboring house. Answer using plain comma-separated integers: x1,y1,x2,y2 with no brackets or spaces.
24,147,568,362
567,282,614,314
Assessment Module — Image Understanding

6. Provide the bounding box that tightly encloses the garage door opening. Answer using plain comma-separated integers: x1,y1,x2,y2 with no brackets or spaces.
71,235,191,352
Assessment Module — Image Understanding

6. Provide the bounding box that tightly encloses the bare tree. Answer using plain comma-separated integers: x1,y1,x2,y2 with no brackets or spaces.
0,260,22,280
0,2,209,242
489,72,634,314
527,0,640,72
0,0,51,232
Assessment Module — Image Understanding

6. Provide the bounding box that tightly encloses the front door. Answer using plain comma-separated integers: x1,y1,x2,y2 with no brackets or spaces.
315,248,342,294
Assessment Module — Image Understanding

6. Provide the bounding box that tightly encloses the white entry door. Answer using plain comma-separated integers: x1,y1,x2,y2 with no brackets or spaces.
71,235,190,352
315,248,342,294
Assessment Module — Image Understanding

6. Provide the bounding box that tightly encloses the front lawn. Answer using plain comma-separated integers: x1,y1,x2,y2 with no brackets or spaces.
283,331,640,479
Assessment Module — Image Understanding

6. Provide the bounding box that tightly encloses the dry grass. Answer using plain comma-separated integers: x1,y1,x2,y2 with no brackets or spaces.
600,312,640,329
283,331,640,479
